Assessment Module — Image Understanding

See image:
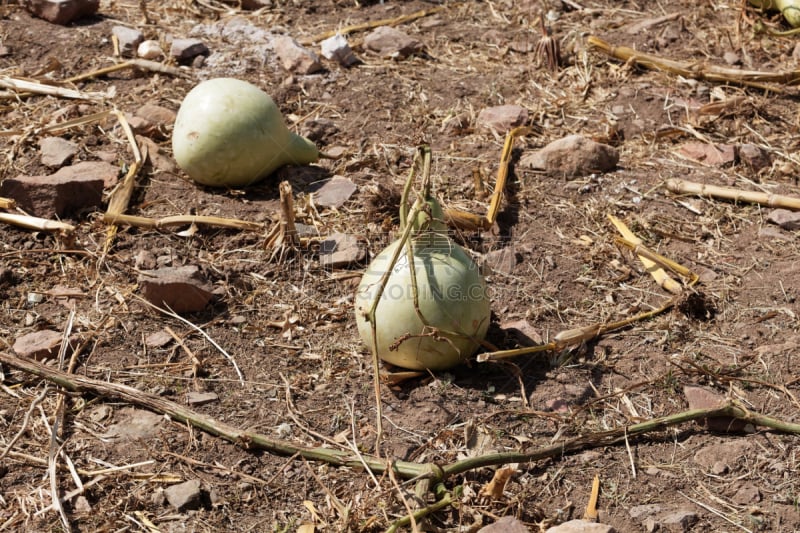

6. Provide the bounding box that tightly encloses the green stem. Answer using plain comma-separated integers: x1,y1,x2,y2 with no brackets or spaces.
385,490,454,533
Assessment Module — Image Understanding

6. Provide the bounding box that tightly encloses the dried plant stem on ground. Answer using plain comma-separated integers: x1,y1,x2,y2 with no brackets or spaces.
666,178,800,209
102,213,265,232
0,212,75,233
588,35,800,90
0,197,16,209
2,349,799,511
0,76,106,100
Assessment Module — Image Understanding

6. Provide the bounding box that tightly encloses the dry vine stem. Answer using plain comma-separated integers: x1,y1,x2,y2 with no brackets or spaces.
587,35,800,90
666,178,800,210
2,349,800,527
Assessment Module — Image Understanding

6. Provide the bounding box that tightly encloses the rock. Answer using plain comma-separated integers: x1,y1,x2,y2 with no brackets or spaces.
0,161,118,218
758,226,792,242
483,247,518,276
138,265,214,313
72,495,92,513
272,35,322,75
477,105,529,134
320,33,358,66
738,143,770,171
145,330,172,348
137,40,163,60
766,209,800,231
319,233,365,268
23,0,99,25
363,26,424,59
660,510,698,532
678,142,736,167
693,440,751,471
521,135,619,177
479,515,531,532
186,391,219,406
12,330,63,360
164,479,203,511
311,176,357,208
104,407,164,440
112,25,143,57
684,385,748,432
301,118,339,142
500,318,543,346
731,483,761,505
723,51,741,65
545,519,616,533
39,136,78,167
628,504,663,522
170,38,209,64
129,104,176,139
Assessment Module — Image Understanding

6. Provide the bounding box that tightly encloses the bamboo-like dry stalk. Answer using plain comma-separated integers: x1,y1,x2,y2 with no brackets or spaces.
587,35,800,90
64,59,189,83
103,110,144,254
0,76,106,100
102,213,265,232
300,4,452,45
608,214,682,294
614,237,699,286
0,212,75,233
0,197,16,209
666,178,800,210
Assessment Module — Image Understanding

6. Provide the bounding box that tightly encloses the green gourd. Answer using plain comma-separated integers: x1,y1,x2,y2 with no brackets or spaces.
354,196,491,371
172,78,319,187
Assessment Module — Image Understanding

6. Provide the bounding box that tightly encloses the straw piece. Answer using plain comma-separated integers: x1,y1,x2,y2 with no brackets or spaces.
0,197,16,209
102,213,265,232
0,76,106,100
0,212,75,233
666,178,800,210
608,214,682,294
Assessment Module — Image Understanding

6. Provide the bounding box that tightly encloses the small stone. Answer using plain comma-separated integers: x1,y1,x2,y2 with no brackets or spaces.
477,105,528,134
545,519,616,533
137,40,163,60
186,391,219,406
628,504,663,521
758,226,792,242
479,515,531,533
272,35,322,75
320,33,358,67
1,160,119,217
482,247,518,276
129,104,176,139
731,483,761,505
499,318,543,346
678,142,736,167
723,51,741,65
170,38,209,64
311,176,356,208
693,440,751,471
24,0,100,25
363,26,424,59
521,135,619,177
684,385,748,432
766,209,800,231
138,265,214,314
12,330,63,360
72,495,92,514
164,479,203,511
112,25,144,57
319,233,365,268
660,510,698,532
145,330,172,348
39,136,78,167
738,143,770,171
104,407,164,440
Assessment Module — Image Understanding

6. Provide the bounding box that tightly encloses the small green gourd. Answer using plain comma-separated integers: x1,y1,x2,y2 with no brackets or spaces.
172,78,319,188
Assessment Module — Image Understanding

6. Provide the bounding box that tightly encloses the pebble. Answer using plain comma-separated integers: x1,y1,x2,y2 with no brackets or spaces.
170,38,209,64
112,25,143,57
12,330,63,360
138,265,214,313
678,142,736,167
39,136,78,167
137,40,163,60
164,479,203,511
521,135,619,177
311,176,356,208
319,233,366,268
482,247,519,276
545,519,616,533
479,516,531,532
766,208,800,231
320,33,358,67
272,35,322,75
684,384,748,432
476,104,528,134
186,391,219,406
738,143,770,171
363,26,424,59
25,0,99,25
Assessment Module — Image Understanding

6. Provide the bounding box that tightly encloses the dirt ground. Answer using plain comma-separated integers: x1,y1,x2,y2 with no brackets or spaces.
2,0,800,531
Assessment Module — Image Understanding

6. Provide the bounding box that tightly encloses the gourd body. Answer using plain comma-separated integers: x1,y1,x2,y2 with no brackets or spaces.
172,78,319,187
355,233,491,371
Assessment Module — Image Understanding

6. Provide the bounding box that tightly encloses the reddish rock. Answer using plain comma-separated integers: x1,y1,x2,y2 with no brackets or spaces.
112,25,143,57
678,142,736,167
129,104,176,139
272,35,322,75
170,38,209,64
13,330,64,360
319,233,365,268
39,136,78,167
311,176,356,208
0,160,118,218
482,247,519,276
544,519,616,532
480,516,531,532
477,105,528,134
684,385,748,432
363,26,424,59
521,135,618,177
24,0,99,25
766,209,800,231
500,318,543,346
138,265,214,313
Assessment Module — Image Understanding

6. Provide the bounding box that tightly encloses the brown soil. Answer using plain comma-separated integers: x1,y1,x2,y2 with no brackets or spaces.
2,1,800,531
